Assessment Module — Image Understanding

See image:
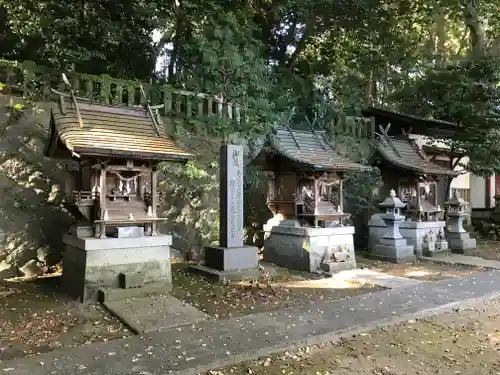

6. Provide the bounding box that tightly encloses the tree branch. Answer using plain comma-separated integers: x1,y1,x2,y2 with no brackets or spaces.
286,21,314,69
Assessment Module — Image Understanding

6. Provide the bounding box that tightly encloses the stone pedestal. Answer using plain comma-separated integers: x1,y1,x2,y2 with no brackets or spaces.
191,245,260,281
61,234,172,302
448,232,477,254
424,239,449,257
263,222,356,273
372,237,415,263
369,214,449,258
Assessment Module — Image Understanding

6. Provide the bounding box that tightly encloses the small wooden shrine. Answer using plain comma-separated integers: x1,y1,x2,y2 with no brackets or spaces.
252,125,366,273
368,124,457,219
45,89,193,238
253,126,367,227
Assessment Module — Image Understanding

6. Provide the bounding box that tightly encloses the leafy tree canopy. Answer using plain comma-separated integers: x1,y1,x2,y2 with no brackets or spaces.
394,54,500,176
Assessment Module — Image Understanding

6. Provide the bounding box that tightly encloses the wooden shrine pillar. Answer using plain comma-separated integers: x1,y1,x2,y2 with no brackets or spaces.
150,166,158,236
98,164,107,238
415,178,422,221
313,175,319,227
338,176,344,226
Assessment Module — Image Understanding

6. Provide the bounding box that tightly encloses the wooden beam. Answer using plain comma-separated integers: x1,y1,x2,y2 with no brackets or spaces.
150,166,158,235
99,165,107,238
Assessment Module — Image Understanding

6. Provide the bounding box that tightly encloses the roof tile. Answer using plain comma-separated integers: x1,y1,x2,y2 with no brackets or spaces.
374,137,457,176
49,101,193,161
270,126,366,171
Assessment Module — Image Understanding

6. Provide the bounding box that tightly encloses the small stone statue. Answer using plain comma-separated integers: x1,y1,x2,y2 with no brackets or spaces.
428,230,435,244
435,228,448,251
423,231,436,253
437,229,444,241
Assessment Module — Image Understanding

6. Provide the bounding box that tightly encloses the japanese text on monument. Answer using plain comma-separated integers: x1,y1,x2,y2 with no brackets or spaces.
229,148,243,243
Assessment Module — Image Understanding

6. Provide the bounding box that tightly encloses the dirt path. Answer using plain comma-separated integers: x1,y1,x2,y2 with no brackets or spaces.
212,298,500,375
0,278,130,361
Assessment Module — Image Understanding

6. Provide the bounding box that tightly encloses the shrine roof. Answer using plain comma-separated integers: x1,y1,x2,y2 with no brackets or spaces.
264,126,367,171
46,98,193,162
371,128,458,176
362,106,458,137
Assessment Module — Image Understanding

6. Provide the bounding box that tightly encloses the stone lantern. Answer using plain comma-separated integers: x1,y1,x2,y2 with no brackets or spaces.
371,189,415,263
445,191,476,253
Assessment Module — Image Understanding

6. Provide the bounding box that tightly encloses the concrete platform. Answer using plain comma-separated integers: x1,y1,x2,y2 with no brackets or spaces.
4,270,500,375
103,295,208,334
189,264,261,281
98,281,172,302
423,254,500,270
61,234,173,302
329,269,423,289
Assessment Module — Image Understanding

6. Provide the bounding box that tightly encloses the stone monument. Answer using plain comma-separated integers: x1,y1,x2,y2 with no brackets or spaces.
445,191,476,253
371,190,416,263
190,145,260,280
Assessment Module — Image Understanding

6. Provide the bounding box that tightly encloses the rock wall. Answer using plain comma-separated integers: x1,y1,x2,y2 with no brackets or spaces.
0,93,378,271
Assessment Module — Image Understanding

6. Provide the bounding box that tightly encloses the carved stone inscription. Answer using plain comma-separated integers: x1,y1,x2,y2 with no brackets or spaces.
220,144,244,248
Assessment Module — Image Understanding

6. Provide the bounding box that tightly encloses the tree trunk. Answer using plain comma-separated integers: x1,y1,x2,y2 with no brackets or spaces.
464,0,485,57
435,6,447,65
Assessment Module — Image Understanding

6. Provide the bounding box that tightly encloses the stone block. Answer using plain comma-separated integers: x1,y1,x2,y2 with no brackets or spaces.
98,281,172,302
320,261,357,273
448,232,477,254
68,225,94,238
60,234,172,302
118,272,145,289
189,264,261,282
423,240,450,257
0,261,18,279
263,225,356,273
372,243,416,263
108,226,144,238
204,245,259,272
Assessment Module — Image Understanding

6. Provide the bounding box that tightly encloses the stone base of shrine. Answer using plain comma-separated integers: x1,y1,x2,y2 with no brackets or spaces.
371,238,416,263
60,234,172,302
448,232,477,254
263,222,356,273
320,260,358,274
189,245,260,281
368,214,447,258
422,239,450,257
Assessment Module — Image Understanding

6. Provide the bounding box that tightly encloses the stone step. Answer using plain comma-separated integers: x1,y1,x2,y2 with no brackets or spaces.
98,281,172,303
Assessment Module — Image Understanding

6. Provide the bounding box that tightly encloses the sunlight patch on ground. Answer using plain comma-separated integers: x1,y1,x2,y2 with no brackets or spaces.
404,269,434,277
4,272,61,283
271,278,364,290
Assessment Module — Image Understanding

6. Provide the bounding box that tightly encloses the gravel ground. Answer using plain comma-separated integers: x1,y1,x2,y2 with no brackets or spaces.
211,298,500,375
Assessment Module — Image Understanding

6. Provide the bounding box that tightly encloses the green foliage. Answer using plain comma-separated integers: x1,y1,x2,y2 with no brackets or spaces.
3,0,500,261
344,168,382,249
394,54,500,176
176,6,280,140
1,0,163,79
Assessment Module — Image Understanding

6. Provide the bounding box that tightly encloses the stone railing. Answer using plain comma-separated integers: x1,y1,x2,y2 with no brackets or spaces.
333,115,375,138
0,59,375,137
0,59,241,121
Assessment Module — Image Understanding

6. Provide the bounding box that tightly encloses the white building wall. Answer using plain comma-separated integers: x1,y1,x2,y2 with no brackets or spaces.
410,135,471,196
470,174,486,208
